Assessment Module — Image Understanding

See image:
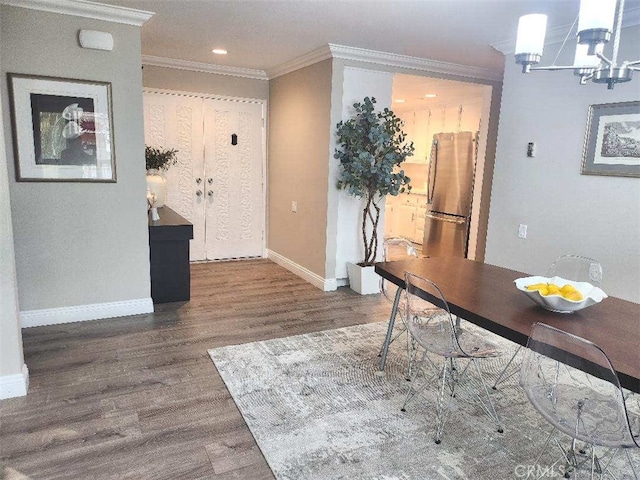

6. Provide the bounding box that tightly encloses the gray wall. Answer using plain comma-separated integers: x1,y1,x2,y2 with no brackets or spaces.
1,5,151,310
268,59,333,278
485,25,640,302
143,65,269,100
0,8,25,380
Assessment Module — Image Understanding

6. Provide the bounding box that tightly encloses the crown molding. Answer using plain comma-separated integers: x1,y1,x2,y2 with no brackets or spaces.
492,6,640,55
268,43,502,82
0,0,153,25
267,45,333,79
142,55,268,81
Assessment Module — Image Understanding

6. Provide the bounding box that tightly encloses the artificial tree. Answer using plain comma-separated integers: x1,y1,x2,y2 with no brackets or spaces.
335,96,414,266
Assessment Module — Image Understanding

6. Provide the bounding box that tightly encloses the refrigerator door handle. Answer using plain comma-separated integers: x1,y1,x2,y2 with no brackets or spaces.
425,213,467,225
427,139,438,204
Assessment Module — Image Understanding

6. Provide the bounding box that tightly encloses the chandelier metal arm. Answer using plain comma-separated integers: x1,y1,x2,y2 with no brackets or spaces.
531,65,587,71
515,0,635,90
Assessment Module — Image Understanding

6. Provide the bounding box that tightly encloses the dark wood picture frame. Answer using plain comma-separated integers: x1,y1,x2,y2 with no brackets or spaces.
581,101,640,178
7,73,116,182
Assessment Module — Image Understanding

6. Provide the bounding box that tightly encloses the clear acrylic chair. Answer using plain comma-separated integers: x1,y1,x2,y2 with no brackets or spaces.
520,323,639,479
378,237,418,363
401,272,503,444
492,254,603,390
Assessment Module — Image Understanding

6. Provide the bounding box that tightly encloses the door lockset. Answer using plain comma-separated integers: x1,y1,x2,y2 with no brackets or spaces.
207,190,214,197
195,190,203,197
195,178,202,184
207,178,213,184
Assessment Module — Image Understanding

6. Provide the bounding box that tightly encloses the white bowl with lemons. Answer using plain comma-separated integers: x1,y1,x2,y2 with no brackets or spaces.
514,276,608,314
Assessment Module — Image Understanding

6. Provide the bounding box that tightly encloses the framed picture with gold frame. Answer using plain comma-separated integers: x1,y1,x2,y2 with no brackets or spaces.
581,101,640,178
7,73,116,182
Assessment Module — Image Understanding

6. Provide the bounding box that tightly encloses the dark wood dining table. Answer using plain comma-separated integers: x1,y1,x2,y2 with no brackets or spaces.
375,256,640,393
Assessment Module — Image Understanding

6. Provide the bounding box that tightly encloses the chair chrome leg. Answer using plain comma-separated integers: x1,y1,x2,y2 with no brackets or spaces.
471,358,503,433
401,350,435,411
532,427,557,479
434,359,455,445
492,345,521,390
625,448,639,480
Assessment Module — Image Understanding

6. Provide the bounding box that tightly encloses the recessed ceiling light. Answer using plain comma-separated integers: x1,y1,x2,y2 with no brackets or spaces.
394,99,406,103
212,49,228,55
424,93,437,98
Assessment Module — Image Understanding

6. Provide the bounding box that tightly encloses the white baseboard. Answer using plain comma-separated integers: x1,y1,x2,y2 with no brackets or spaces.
0,364,29,400
20,298,154,328
267,250,337,291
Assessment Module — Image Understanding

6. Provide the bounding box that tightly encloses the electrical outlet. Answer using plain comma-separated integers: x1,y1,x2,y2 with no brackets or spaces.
291,201,297,213
518,224,527,239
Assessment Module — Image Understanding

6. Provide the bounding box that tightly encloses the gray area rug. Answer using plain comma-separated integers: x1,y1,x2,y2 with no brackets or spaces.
208,322,639,479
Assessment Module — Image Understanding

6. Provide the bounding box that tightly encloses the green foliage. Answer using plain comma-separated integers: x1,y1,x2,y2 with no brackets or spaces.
335,97,414,265
145,145,178,171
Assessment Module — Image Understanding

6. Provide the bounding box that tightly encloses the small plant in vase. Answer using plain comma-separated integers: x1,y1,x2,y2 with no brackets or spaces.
145,146,178,208
335,96,413,294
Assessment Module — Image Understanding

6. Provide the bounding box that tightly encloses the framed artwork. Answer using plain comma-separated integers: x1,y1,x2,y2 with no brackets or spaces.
581,100,640,178
7,73,116,182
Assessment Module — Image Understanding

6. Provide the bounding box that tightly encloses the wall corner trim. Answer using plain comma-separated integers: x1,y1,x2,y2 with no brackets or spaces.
268,43,503,82
267,249,337,292
0,364,29,400
142,55,269,81
20,298,154,328
1,0,154,26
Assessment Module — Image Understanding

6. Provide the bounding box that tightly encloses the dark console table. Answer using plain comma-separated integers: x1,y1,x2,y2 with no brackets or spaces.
148,206,193,304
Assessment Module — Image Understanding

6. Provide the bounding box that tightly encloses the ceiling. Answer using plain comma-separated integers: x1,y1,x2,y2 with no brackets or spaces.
99,0,622,74
97,0,639,105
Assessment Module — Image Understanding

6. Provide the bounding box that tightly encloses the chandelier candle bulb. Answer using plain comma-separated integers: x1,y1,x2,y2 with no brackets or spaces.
578,0,616,53
515,14,547,73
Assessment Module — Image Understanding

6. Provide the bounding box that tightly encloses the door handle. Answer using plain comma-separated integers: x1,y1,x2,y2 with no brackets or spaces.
195,178,202,184
207,190,214,197
195,190,203,197
425,213,466,225
207,178,213,185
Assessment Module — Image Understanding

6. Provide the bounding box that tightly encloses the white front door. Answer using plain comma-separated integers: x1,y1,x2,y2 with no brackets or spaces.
143,91,265,261
203,99,264,260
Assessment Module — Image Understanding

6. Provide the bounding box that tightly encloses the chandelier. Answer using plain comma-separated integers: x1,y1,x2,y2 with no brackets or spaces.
514,0,639,89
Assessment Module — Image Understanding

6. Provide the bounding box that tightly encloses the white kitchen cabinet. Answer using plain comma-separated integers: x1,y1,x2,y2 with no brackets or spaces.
384,193,428,244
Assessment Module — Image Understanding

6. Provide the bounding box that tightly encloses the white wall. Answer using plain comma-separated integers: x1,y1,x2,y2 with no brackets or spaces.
1,5,152,322
332,67,394,281
485,25,640,302
0,7,27,399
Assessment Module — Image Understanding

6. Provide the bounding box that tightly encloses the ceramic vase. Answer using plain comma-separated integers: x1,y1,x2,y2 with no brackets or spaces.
146,169,167,208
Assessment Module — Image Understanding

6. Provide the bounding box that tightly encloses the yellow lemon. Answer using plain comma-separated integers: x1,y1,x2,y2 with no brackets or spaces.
546,284,561,296
560,284,577,295
538,286,549,296
526,283,548,291
562,291,584,302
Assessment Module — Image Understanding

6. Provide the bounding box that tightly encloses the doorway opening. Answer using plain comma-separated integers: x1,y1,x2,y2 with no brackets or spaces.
385,74,494,261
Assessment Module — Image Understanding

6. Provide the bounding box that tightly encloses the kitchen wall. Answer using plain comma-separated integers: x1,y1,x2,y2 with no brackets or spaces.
485,25,640,302
1,6,152,321
268,59,333,287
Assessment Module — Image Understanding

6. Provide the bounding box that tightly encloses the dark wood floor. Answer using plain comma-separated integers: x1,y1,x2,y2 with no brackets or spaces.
0,260,390,479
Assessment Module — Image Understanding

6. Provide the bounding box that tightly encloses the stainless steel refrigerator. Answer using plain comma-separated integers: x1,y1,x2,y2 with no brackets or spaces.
422,131,477,258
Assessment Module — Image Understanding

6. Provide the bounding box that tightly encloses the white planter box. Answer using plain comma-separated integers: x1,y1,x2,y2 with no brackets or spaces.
347,262,381,295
